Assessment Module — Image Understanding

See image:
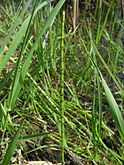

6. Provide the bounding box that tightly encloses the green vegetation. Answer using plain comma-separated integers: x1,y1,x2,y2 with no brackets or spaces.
0,0,124,164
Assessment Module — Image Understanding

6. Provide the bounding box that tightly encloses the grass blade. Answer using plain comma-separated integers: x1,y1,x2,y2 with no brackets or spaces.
2,120,23,165
0,0,31,55
7,0,66,107
0,16,30,75
101,74,124,139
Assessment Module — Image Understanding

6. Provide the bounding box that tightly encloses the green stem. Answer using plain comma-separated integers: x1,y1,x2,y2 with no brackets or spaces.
61,10,65,165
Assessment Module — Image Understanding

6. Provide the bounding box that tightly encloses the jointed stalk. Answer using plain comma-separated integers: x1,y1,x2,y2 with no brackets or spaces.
61,10,65,165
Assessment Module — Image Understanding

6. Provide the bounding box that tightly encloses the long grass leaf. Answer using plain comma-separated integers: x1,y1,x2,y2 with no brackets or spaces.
8,0,65,107
101,75,124,138
0,0,31,55
2,120,23,165
0,16,30,75
93,42,124,97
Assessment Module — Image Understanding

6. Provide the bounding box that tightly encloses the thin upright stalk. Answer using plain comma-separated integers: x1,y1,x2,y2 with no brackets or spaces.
92,70,97,159
97,75,102,138
73,0,79,31
96,0,102,44
61,10,65,165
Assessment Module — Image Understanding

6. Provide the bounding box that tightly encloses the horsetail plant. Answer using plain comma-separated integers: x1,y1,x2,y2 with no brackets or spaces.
60,9,66,165
1,0,124,164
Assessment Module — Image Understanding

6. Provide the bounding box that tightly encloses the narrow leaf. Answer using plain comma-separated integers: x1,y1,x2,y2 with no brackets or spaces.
101,75,124,138
3,120,23,165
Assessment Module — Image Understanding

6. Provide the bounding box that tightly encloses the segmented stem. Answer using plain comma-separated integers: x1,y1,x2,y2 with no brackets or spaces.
61,10,65,165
